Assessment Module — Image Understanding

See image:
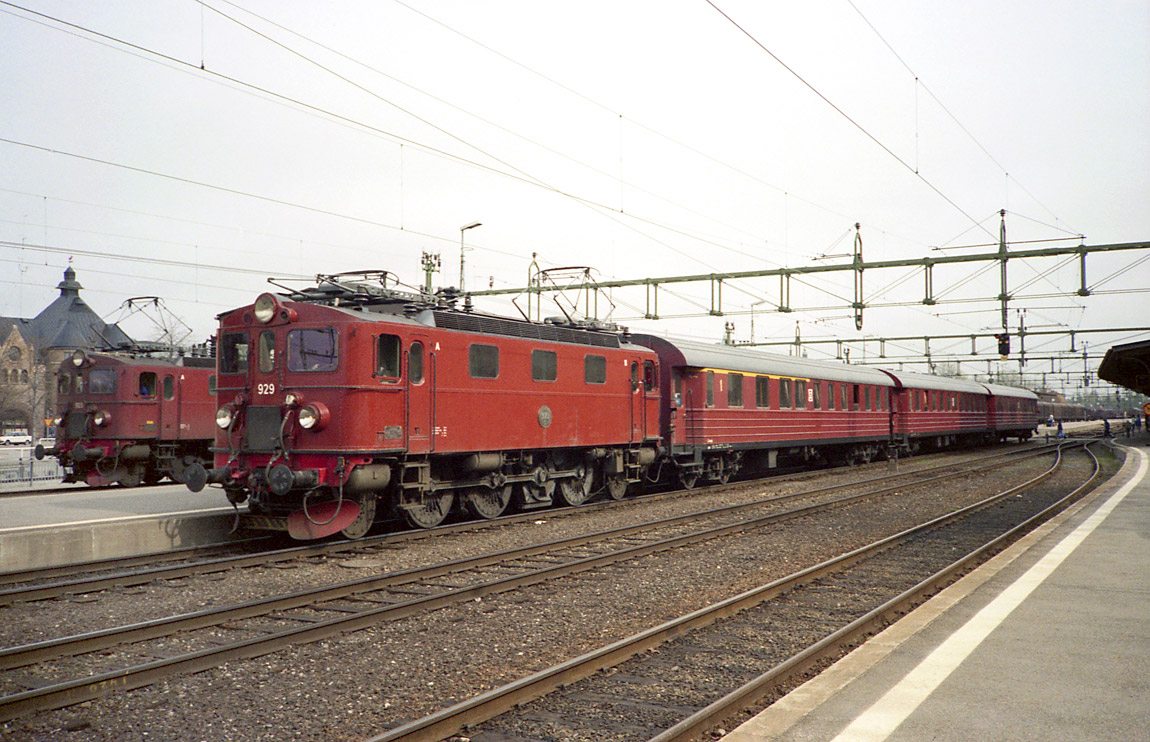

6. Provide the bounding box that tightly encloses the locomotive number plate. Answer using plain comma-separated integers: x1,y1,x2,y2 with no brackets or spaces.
256,383,276,396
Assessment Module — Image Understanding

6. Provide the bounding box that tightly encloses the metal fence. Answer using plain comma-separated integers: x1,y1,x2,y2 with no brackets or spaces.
0,451,65,488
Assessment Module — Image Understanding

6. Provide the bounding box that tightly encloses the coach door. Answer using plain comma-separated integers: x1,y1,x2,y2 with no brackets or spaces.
406,340,433,454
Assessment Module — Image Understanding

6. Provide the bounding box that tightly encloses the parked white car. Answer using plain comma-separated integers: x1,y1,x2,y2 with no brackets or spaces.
0,433,33,446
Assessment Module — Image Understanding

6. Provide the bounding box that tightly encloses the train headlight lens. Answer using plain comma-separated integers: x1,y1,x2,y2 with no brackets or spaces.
285,392,302,407
215,407,234,429
71,350,87,367
253,294,278,324
93,410,111,427
298,402,329,431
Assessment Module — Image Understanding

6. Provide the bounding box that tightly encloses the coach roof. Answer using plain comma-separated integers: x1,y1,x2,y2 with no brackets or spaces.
632,335,895,386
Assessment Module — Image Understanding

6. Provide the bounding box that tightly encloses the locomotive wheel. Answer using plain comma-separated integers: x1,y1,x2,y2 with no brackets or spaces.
341,495,377,539
557,466,593,507
606,474,628,501
677,469,699,490
404,491,455,529
120,470,142,488
464,486,512,519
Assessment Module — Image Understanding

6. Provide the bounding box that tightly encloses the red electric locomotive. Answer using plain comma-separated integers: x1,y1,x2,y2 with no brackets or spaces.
186,272,662,539
36,350,216,486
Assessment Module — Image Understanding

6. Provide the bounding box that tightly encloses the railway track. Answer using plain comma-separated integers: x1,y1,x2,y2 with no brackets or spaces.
0,442,1073,722
365,441,1103,742
0,442,1061,604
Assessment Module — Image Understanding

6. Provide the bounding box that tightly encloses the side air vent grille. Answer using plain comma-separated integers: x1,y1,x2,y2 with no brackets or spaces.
432,312,620,349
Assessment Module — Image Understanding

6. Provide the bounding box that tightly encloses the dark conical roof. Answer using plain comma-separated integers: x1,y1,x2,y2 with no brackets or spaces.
23,267,134,351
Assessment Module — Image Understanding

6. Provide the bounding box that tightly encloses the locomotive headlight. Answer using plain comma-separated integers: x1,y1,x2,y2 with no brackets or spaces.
298,402,329,431
71,350,87,367
285,392,303,408
215,406,235,430
93,410,111,427
253,293,278,324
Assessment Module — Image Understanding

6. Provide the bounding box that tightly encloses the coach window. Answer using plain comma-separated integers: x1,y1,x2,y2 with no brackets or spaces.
138,372,156,397
162,375,175,400
584,354,606,384
258,331,276,373
755,377,768,408
812,382,822,409
375,334,401,379
220,332,249,375
469,344,499,379
705,371,715,407
532,349,557,382
827,382,835,410
779,378,791,409
410,342,424,384
644,361,657,392
728,373,743,407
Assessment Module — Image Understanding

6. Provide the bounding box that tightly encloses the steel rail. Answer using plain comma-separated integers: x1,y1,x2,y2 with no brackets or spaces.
0,442,1055,671
362,442,1081,742
646,441,1101,742
0,442,1058,605
0,444,1062,720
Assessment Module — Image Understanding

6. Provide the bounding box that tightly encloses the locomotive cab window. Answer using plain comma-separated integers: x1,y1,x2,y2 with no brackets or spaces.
376,334,401,379
532,350,557,382
220,333,249,375
57,372,71,396
258,331,276,373
288,328,338,372
469,344,499,379
644,361,657,392
584,355,606,384
728,373,743,407
89,369,116,394
162,375,175,400
631,362,640,391
139,372,157,397
409,342,424,384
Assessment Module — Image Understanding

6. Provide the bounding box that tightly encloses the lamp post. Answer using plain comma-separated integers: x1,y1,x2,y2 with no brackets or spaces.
459,222,482,294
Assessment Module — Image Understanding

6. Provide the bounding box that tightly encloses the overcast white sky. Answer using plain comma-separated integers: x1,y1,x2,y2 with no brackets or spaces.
2,1,1148,391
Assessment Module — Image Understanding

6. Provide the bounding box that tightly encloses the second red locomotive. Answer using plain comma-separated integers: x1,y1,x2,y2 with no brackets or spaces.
37,350,216,487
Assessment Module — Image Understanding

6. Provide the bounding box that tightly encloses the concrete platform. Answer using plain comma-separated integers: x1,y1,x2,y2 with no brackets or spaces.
725,442,1149,742
0,484,239,571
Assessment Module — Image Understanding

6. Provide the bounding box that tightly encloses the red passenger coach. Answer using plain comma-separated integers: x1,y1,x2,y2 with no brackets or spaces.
632,335,901,486
187,273,662,539
37,351,216,486
984,382,1040,439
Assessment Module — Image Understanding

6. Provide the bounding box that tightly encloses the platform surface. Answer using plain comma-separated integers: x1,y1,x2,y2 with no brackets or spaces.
725,441,1149,742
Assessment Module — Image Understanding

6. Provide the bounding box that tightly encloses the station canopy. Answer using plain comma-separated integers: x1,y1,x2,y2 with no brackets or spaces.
1098,339,1150,397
